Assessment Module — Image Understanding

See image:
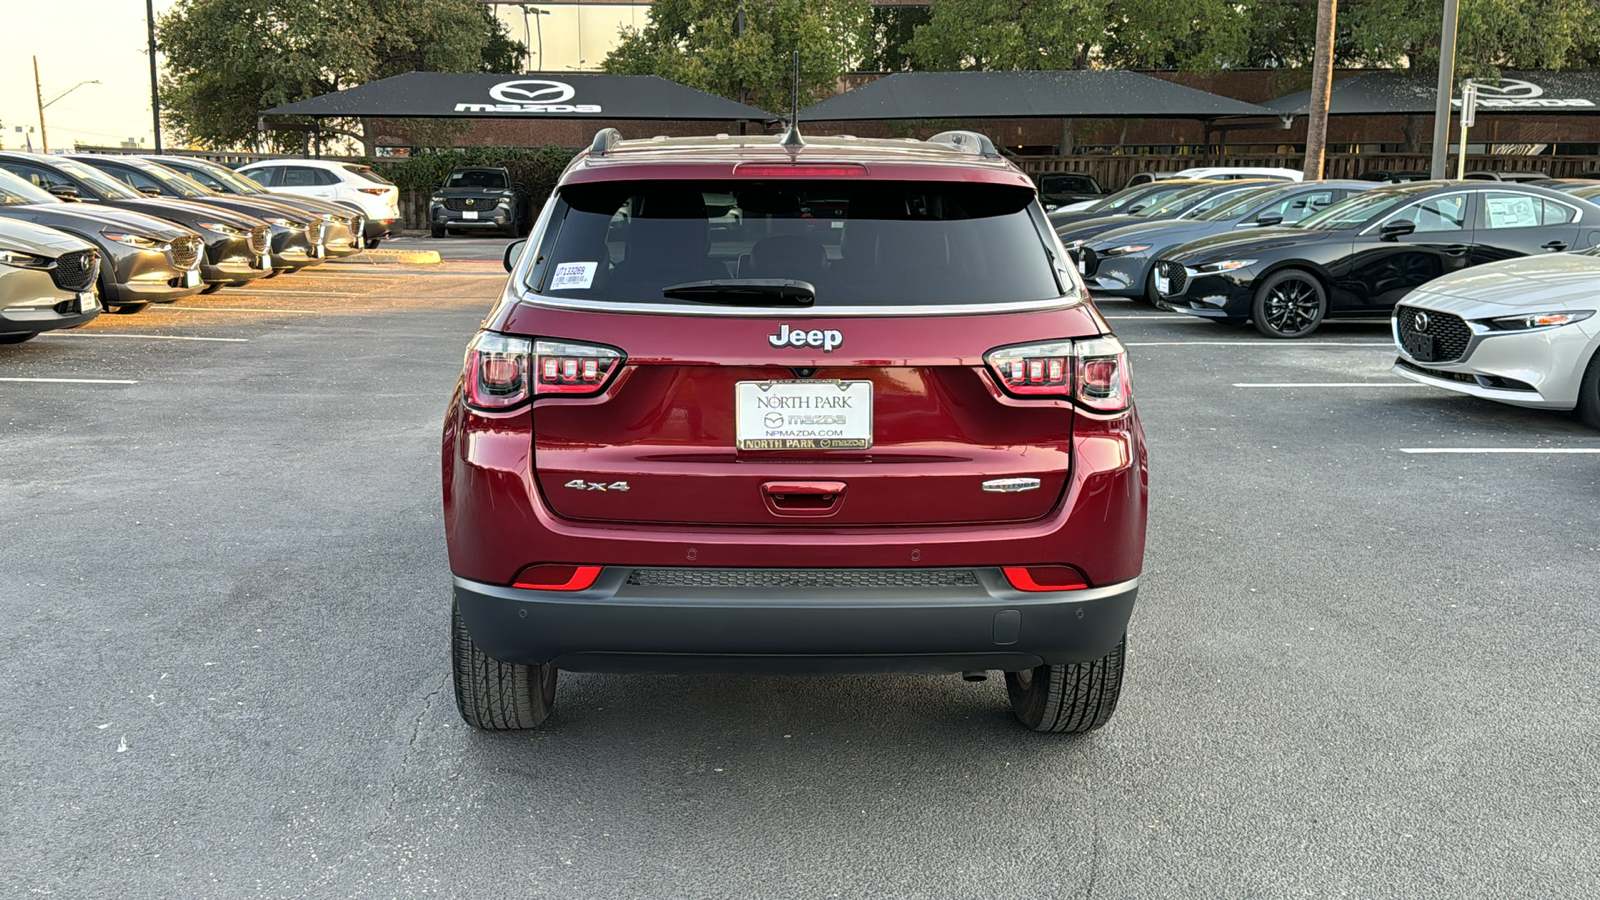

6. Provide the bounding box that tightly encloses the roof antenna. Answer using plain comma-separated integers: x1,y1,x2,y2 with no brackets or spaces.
781,50,804,149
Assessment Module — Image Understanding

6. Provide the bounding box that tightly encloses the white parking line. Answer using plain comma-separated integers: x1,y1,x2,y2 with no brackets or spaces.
1126,341,1392,348
0,377,138,384
1233,382,1423,388
39,333,248,343
1400,448,1600,454
147,306,319,315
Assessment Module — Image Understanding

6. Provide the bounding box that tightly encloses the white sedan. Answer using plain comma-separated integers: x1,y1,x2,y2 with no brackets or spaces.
1392,249,1600,426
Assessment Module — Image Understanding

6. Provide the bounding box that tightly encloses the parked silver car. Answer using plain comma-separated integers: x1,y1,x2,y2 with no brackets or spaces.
0,218,99,343
1392,248,1600,426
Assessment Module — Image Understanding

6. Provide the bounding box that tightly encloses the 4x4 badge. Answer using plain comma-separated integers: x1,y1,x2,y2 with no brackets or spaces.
566,479,630,492
769,324,843,353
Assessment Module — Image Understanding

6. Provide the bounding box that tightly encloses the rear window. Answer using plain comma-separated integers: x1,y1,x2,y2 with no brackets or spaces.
344,165,393,185
527,181,1066,309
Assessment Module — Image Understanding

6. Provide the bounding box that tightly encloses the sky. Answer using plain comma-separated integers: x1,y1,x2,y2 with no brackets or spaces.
0,0,648,153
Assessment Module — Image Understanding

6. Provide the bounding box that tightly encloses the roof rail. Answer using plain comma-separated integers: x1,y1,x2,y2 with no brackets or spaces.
589,127,623,157
926,130,1000,158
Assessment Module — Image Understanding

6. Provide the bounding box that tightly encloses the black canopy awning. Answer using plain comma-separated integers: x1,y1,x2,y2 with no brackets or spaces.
799,71,1274,121
1264,71,1600,117
261,72,775,120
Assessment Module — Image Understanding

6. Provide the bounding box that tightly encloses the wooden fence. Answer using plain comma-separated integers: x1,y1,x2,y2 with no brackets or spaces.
1020,153,1600,188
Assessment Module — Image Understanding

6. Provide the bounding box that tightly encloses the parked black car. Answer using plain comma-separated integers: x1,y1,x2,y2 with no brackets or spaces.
0,168,203,314
429,167,521,238
142,155,365,258
0,152,271,290
1079,181,1374,300
1047,179,1212,230
70,155,326,276
1033,172,1105,210
1056,180,1276,265
1153,181,1600,338
1358,170,1431,184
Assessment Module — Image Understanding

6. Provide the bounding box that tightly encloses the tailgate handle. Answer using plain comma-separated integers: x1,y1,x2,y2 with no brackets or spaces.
762,481,847,517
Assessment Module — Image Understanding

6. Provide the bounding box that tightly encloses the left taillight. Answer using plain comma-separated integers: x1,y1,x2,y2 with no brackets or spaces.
983,336,1131,413
463,332,532,409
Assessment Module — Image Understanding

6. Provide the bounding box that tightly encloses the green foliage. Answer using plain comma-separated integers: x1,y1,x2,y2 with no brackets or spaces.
601,0,872,113
158,0,525,152
863,5,932,73
361,145,578,206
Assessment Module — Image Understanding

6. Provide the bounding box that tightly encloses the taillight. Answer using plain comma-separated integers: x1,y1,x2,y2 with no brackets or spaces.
512,564,602,591
534,339,624,396
983,337,1131,412
463,332,531,409
1002,565,1090,591
357,187,389,195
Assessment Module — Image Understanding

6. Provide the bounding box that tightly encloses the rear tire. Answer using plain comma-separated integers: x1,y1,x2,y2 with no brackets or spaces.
200,282,224,294
1574,347,1600,429
451,600,556,730
1005,635,1126,733
0,332,39,344
1252,269,1327,339
367,239,382,250
110,302,150,315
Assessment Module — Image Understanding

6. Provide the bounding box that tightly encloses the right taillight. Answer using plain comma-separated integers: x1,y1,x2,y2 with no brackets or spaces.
984,337,1131,412
533,339,624,396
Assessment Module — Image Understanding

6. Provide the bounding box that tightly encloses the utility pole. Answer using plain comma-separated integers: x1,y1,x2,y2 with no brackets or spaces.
736,0,747,135
1301,0,1338,179
1428,0,1460,179
147,0,163,151
33,56,48,154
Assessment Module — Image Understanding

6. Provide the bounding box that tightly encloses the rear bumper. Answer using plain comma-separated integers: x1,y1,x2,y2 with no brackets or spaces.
453,571,1138,674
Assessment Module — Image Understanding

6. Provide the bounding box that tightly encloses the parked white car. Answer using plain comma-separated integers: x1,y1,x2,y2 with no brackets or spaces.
235,159,399,247
1125,167,1304,189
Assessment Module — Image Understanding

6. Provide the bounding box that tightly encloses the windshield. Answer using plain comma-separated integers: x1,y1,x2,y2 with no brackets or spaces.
1087,183,1182,214
174,160,267,195
1297,189,1414,230
1191,186,1282,222
1038,174,1100,195
530,181,1064,309
1137,184,1227,218
447,170,509,189
0,169,59,206
140,163,212,198
54,159,144,200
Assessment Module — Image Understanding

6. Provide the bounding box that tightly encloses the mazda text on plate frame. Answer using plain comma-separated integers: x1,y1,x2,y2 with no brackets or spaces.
1391,246,1600,425
442,128,1149,734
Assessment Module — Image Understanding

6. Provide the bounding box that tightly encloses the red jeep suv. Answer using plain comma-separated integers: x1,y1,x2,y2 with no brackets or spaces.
443,129,1148,733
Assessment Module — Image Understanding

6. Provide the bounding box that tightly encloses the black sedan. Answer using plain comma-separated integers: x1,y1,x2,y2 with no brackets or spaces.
70,155,326,276
1080,181,1374,300
1153,181,1600,338
0,152,271,291
142,155,365,259
0,168,203,313
1046,179,1212,230
1033,172,1105,211
1057,180,1277,265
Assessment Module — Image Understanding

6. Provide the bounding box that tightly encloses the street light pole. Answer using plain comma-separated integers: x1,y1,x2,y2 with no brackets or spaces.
147,0,163,152
34,56,48,154
1428,0,1460,179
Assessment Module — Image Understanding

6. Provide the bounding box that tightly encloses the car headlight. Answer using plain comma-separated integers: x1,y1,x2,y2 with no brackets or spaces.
430,196,445,203
197,221,246,236
1060,239,1085,252
262,216,300,230
1195,259,1257,273
102,231,165,250
1102,244,1153,256
496,197,511,207
0,247,49,268
1484,310,1595,331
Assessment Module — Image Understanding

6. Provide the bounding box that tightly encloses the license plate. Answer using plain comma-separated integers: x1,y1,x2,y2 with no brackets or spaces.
256,254,272,270
462,210,479,220
184,269,200,288
1401,330,1435,361
735,380,873,451
1154,271,1170,294
78,291,96,313
1077,258,1087,274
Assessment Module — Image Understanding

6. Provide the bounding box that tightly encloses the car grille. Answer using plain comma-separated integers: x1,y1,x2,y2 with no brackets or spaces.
1396,305,1471,363
247,225,271,256
169,235,201,270
444,197,492,211
305,220,325,245
625,568,982,589
1155,260,1188,296
1396,359,1536,392
49,249,97,292
1078,246,1100,278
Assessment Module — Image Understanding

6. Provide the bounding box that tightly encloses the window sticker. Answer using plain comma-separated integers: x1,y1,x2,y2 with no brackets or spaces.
550,261,598,290
1486,195,1539,229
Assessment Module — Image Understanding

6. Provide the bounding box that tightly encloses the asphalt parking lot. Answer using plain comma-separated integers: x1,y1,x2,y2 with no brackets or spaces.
3,258,1597,898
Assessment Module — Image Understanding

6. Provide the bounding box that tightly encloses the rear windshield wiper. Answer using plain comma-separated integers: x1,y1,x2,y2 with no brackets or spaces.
661,279,815,307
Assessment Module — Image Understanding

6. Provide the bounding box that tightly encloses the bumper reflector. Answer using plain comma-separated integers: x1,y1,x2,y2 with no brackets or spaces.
1002,565,1089,592
512,564,602,591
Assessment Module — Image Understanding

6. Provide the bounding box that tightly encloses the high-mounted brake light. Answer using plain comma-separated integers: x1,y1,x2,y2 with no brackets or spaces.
1003,566,1090,592
534,339,624,396
983,337,1132,412
732,163,869,177
512,564,602,591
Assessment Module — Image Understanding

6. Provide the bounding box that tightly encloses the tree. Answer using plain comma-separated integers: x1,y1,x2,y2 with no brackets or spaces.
1341,0,1600,75
158,0,523,152
602,0,872,113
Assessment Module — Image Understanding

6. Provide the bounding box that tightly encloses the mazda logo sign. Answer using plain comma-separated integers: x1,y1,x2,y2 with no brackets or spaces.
1414,311,1430,333
489,79,576,104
